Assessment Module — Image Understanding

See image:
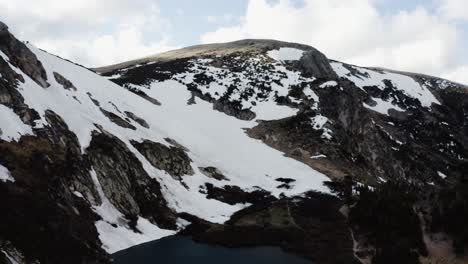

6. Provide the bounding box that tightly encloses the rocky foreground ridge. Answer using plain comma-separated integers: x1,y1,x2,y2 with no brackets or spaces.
0,22,467,264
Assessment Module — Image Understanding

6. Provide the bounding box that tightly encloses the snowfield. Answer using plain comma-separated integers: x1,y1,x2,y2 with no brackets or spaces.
0,42,444,254
0,45,331,253
267,47,305,61
330,61,440,108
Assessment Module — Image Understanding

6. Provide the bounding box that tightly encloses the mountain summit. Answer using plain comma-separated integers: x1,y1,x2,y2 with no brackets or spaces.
0,23,467,264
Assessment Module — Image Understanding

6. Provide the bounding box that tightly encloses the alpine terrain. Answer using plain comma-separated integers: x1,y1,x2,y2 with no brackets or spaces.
0,21,467,264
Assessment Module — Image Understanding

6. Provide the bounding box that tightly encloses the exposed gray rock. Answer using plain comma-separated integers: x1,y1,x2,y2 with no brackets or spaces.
0,21,8,36
35,110,101,204
87,132,177,229
213,99,256,121
124,111,149,128
131,139,194,179
100,108,136,130
87,92,100,107
125,86,161,105
0,113,110,263
0,56,40,126
0,31,49,88
297,50,338,79
164,137,189,152
53,72,76,91
199,166,228,181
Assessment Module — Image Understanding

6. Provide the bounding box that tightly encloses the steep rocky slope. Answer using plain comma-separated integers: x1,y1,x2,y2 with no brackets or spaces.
0,22,467,264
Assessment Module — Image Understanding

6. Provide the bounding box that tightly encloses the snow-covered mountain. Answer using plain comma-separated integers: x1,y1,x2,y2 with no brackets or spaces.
0,23,467,264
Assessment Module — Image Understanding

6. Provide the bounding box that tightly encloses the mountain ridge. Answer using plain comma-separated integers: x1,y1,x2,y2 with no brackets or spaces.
94,38,467,90
0,22,467,264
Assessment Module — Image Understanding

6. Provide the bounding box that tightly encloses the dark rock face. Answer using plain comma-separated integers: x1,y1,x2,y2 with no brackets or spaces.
53,72,76,91
181,192,359,264
87,133,177,229
0,30,49,88
100,108,136,130
124,111,149,128
131,139,194,179
198,166,227,181
247,77,468,186
203,183,275,205
0,54,40,126
0,111,109,264
349,182,427,263
126,86,161,105
0,22,8,37
212,99,256,121
296,50,338,79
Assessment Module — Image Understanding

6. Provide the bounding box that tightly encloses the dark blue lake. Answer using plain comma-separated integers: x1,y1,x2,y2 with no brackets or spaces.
112,235,312,264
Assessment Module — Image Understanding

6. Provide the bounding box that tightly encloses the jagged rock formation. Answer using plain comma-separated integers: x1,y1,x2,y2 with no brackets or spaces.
0,21,467,264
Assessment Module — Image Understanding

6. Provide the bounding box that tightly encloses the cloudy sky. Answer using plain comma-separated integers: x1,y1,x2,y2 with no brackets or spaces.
0,0,467,84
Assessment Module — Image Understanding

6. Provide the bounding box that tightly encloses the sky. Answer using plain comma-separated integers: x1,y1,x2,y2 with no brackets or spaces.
0,0,467,84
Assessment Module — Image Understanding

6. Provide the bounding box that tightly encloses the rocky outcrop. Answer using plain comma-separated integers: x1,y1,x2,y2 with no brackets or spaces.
124,111,149,128
87,132,177,229
198,166,227,181
0,21,8,36
0,56,40,126
181,191,359,264
203,183,275,205
131,139,194,179
0,111,109,264
125,86,161,105
100,108,136,130
53,72,76,91
0,24,49,88
212,99,256,121
296,50,337,79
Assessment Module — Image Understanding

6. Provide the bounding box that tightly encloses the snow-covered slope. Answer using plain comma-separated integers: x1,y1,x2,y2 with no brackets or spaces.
0,36,330,256
1,25,467,264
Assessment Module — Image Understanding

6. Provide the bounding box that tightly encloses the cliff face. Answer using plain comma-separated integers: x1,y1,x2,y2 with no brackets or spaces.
0,22,467,264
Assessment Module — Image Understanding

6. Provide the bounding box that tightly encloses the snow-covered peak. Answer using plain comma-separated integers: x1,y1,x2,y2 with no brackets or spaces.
0,41,331,255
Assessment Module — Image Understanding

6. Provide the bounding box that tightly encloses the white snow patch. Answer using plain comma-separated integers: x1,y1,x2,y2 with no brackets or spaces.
437,171,447,179
311,115,328,130
364,98,405,115
73,191,85,199
331,62,440,107
0,164,14,183
267,48,304,62
319,81,338,88
0,105,33,141
311,154,327,159
310,114,332,139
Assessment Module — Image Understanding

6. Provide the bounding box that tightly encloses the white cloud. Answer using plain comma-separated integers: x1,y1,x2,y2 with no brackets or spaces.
438,0,468,21
201,0,467,84
0,0,177,67
443,65,468,85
